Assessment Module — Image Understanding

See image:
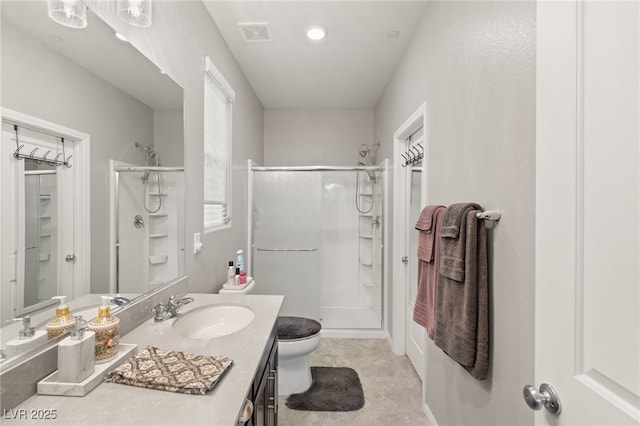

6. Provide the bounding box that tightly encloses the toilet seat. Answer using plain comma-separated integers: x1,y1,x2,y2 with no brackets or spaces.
277,316,321,341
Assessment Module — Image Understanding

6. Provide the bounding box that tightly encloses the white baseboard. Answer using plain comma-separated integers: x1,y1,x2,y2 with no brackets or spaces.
320,328,387,339
423,402,439,426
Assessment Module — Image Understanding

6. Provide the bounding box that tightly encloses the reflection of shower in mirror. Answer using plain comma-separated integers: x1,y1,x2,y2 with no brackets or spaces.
134,142,162,213
110,160,185,295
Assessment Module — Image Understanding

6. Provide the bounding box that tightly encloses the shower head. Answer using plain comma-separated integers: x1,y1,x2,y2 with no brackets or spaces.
134,142,160,167
135,142,153,153
359,144,371,158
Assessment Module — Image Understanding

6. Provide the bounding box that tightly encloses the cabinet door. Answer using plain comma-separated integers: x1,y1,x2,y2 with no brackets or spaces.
253,365,268,426
267,345,278,426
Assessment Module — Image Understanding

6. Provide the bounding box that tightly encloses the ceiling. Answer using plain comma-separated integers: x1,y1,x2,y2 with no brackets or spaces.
203,1,429,109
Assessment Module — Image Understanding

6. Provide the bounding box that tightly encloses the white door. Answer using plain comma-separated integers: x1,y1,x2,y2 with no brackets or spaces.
392,104,427,378
535,1,639,424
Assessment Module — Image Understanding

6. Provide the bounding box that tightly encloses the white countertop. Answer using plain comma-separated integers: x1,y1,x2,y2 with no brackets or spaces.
3,294,283,426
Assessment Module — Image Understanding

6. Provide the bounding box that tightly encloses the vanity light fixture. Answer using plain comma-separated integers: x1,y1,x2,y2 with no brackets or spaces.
117,0,152,28
47,0,88,29
306,25,328,41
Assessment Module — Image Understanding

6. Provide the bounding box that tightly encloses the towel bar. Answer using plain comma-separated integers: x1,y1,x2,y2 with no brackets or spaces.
476,210,501,221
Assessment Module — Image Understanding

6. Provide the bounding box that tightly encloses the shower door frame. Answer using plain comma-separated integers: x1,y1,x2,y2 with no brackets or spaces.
247,160,389,337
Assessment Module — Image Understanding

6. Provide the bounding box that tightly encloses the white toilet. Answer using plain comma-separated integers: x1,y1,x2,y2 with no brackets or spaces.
219,279,321,395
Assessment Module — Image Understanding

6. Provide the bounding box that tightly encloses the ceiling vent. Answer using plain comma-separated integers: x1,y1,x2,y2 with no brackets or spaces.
238,23,272,43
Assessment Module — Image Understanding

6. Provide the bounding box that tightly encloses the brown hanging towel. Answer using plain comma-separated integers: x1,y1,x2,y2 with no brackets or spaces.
434,204,489,380
413,205,446,340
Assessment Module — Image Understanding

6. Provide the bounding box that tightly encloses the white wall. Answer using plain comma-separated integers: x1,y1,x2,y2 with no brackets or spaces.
83,1,266,293
154,109,184,167
264,108,375,166
375,2,536,425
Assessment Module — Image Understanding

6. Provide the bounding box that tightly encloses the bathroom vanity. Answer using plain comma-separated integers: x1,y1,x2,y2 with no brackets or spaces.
2,294,283,426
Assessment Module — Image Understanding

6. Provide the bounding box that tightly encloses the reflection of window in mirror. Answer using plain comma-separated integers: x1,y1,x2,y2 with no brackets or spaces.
203,56,235,231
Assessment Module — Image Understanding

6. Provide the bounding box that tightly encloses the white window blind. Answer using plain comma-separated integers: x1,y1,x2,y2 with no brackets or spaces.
204,56,235,230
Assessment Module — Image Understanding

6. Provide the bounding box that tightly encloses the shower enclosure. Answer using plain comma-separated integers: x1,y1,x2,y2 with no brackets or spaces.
109,160,185,293
248,160,387,336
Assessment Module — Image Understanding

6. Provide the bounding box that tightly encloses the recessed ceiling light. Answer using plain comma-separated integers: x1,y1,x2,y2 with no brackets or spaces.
306,25,328,41
115,32,128,42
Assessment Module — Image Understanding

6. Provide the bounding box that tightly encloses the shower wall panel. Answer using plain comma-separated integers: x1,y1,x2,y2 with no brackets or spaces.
115,170,184,293
251,169,384,330
320,173,359,307
252,172,322,320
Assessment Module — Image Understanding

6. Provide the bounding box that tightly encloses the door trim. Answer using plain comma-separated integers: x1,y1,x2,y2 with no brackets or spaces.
392,102,428,355
1,107,91,300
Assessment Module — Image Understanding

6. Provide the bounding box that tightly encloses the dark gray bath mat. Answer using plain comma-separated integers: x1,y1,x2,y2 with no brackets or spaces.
285,366,364,412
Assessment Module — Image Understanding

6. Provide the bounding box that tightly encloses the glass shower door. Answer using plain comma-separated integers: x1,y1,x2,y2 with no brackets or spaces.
252,172,321,320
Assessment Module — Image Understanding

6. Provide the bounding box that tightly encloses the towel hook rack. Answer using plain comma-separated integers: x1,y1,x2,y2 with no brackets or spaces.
11,125,72,168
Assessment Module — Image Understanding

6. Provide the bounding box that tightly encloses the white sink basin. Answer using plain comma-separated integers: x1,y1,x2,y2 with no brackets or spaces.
172,304,255,339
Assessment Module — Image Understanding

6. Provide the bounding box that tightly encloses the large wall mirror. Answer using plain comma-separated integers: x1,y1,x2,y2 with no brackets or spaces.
1,1,184,366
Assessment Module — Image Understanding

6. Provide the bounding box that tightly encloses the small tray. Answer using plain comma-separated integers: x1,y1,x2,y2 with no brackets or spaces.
37,343,138,397
222,277,253,290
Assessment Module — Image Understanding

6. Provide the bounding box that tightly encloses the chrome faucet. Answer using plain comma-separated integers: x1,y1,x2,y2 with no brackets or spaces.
153,294,194,322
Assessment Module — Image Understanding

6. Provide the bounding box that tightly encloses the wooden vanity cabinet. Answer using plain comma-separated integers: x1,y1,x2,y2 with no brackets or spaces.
239,324,278,426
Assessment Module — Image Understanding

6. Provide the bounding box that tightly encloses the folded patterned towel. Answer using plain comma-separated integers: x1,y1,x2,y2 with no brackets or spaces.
106,346,233,395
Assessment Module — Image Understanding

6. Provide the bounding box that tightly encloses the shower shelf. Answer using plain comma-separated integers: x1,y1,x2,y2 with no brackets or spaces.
149,234,168,239
149,255,168,265
40,233,51,238
40,215,51,220
359,257,373,266
359,235,373,239
149,214,168,217
149,193,168,197
39,254,51,261
359,193,373,197
39,194,51,199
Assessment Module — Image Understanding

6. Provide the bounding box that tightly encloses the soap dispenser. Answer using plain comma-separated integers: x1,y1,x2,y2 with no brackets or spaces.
5,316,47,358
57,316,95,383
46,296,75,339
87,296,120,363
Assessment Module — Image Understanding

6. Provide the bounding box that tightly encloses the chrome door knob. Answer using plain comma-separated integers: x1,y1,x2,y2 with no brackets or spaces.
523,383,561,415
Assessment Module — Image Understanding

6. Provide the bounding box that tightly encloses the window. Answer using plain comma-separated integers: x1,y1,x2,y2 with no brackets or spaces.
204,56,235,230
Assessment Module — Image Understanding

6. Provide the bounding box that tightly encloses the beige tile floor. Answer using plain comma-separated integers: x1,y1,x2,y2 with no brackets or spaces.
278,338,429,426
